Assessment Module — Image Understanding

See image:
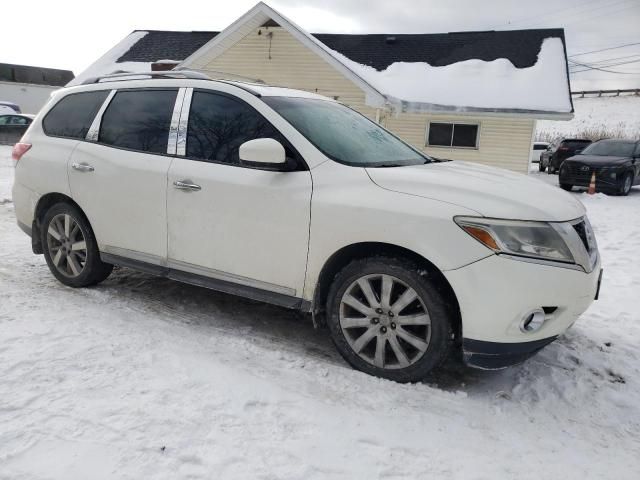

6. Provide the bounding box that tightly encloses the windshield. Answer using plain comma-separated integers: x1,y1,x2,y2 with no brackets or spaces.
581,140,636,157
561,140,591,150
263,97,429,167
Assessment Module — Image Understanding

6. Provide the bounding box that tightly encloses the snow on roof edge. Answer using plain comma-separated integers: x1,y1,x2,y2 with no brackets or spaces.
68,31,150,86
324,37,573,116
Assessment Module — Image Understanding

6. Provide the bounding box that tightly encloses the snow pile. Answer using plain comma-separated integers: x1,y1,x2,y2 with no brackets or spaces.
328,37,572,113
1,150,639,478
537,95,640,140
68,31,152,86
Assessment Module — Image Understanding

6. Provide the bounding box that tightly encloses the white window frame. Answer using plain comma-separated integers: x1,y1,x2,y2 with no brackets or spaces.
425,121,481,150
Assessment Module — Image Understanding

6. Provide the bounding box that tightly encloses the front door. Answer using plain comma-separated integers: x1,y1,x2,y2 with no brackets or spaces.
166,90,312,299
68,88,179,263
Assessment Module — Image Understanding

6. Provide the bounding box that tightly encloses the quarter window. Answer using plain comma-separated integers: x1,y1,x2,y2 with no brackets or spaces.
43,91,109,139
427,122,479,148
99,89,177,154
186,91,289,165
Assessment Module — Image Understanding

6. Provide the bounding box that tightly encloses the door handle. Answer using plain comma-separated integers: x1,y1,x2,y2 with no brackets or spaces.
71,162,94,172
173,180,201,192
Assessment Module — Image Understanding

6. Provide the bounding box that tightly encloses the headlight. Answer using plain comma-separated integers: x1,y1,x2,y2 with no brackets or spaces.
454,217,574,264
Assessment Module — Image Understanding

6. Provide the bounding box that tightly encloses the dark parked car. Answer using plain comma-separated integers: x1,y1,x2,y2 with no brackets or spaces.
539,138,592,173
0,114,33,145
559,139,640,196
0,101,21,114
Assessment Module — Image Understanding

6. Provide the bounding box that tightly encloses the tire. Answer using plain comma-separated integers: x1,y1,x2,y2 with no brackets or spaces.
618,172,633,196
41,202,113,287
560,183,573,191
326,256,453,383
538,161,546,172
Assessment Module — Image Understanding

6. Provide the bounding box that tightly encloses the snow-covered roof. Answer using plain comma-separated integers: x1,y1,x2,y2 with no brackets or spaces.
329,37,573,115
69,2,573,118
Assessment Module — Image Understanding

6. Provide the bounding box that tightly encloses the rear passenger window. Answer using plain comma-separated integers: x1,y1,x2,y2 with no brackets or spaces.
43,91,109,139
186,91,287,165
99,89,177,154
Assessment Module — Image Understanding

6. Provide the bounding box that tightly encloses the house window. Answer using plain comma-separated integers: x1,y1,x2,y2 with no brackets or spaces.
427,122,479,148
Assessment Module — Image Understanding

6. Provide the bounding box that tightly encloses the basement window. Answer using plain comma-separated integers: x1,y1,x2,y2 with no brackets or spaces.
427,122,479,149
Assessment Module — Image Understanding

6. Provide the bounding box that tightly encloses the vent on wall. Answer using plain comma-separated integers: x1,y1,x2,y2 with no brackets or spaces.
261,19,280,27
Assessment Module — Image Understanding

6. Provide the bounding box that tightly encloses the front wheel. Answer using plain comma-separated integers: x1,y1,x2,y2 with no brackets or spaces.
41,202,113,287
560,183,573,191
326,257,452,383
618,172,633,196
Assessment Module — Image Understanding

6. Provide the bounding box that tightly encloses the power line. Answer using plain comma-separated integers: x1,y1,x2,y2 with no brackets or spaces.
569,58,640,74
570,58,640,72
572,53,640,65
569,41,640,58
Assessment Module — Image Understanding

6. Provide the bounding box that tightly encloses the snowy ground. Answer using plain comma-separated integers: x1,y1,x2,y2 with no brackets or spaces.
537,95,640,140
1,145,639,479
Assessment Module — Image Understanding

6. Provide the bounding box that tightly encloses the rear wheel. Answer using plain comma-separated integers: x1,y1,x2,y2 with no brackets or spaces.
326,257,452,383
41,202,113,287
618,172,633,196
560,183,573,191
538,161,546,172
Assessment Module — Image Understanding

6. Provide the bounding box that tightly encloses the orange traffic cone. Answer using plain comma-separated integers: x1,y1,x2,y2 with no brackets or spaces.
587,172,596,195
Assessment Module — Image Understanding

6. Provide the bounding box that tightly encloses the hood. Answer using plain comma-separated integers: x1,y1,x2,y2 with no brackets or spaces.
565,155,632,166
366,161,585,222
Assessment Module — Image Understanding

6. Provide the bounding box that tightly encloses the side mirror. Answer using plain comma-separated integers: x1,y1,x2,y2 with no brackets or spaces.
239,138,286,169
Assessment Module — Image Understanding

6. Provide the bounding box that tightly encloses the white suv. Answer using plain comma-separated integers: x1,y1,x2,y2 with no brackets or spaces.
12,71,602,382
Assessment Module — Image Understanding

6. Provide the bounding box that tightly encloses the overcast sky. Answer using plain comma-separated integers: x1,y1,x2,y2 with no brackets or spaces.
3,0,639,90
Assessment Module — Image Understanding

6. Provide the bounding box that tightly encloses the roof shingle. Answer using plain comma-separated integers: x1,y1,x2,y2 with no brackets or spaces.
114,28,565,71
117,30,218,63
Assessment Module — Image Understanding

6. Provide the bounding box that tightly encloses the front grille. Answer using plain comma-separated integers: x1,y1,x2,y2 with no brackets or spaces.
562,163,616,187
563,163,599,183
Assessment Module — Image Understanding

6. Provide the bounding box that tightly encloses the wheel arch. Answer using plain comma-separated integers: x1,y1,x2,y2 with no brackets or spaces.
312,242,462,340
32,192,89,254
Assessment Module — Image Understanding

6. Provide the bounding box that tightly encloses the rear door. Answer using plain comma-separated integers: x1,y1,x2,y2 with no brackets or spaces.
68,88,180,263
166,89,312,301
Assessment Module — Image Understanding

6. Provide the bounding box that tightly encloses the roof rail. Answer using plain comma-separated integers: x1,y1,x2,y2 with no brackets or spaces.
81,69,211,85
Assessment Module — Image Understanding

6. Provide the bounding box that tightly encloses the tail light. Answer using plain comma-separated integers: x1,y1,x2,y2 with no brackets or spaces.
12,142,31,164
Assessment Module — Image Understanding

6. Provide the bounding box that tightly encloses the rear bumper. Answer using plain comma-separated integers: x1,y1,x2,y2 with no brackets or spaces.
462,336,558,369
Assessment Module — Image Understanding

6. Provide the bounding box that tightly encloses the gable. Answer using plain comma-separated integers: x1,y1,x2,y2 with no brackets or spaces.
195,26,378,116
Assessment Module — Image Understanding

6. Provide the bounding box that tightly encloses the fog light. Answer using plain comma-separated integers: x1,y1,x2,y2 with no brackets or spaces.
520,309,546,333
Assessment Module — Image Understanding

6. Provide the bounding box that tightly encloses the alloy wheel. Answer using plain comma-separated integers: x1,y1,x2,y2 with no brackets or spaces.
46,213,88,278
339,274,431,369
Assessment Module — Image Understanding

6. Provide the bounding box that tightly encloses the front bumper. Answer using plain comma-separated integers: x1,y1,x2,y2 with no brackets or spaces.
462,336,558,369
444,254,601,367
560,164,623,192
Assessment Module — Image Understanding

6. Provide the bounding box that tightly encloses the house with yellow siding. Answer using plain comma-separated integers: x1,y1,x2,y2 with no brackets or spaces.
69,2,574,174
